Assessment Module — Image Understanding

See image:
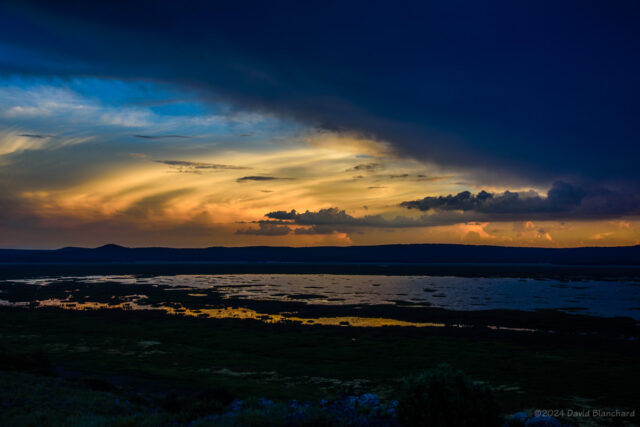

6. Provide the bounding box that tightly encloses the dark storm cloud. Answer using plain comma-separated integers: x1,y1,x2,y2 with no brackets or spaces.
259,182,640,233
155,160,249,171
400,181,640,220
2,1,639,187
236,176,294,183
265,210,298,220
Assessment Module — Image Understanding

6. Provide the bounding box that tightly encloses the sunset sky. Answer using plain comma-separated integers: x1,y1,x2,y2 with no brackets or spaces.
1,1,639,248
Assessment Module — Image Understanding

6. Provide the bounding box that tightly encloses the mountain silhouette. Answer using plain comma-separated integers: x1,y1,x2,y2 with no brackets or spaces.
0,244,638,266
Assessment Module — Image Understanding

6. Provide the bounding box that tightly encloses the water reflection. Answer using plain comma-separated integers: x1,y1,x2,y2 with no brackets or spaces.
11,274,640,319
32,298,446,328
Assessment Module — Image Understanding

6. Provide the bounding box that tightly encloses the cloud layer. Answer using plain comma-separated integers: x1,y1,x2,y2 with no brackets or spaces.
2,1,639,185
400,182,640,220
1,3,639,248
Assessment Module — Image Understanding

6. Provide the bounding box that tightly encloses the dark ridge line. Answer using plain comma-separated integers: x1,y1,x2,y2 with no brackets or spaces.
0,243,639,266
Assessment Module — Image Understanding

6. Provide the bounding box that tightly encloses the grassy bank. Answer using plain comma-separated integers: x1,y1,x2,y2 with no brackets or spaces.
1,306,638,425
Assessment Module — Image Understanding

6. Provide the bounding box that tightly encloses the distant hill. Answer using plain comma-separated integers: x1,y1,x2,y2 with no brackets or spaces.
0,244,639,266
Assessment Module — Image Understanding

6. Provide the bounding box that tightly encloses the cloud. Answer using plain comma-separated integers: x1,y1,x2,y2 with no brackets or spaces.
119,188,195,218
156,160,250,171
374,173,446,182
236,222,292,236
258,206,523,235
3,1,638,185
345,163,382,173
400,181,640,220
264,210,297,220
259,182,640,235
293,225,343,235
236,176,294,183
18,133,52,139
264,208,440,229
415,174,447,182
134,134,191,139
0,82,154,127
305,132,391,157
0,132,48,155
513,221,554,241
351,172,447,183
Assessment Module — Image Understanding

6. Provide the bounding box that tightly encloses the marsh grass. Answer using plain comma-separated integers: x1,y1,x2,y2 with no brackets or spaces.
0,306,638,425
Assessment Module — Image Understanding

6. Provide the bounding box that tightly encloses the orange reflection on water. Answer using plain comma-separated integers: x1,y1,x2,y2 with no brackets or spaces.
34,299,445,328
167,306,446,328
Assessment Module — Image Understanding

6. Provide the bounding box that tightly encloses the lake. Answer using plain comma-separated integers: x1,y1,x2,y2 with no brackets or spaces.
4,274,640,321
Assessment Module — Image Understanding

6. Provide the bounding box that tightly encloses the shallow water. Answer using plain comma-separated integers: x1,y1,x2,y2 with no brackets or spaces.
9,274,640,320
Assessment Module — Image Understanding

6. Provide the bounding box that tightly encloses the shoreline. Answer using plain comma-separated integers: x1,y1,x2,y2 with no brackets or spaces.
2,261,640,279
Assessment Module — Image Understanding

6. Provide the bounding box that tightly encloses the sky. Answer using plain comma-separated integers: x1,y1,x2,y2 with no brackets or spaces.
0,1,639,248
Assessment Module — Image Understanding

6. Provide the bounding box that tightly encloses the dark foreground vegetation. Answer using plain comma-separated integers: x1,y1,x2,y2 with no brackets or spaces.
1,306,638,426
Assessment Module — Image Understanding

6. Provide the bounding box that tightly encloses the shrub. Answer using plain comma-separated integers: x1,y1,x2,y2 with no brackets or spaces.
397,364,500,427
